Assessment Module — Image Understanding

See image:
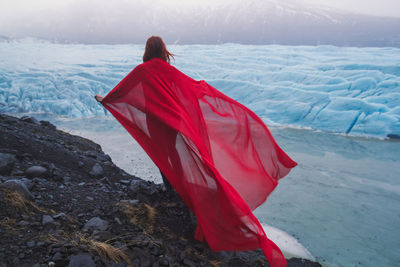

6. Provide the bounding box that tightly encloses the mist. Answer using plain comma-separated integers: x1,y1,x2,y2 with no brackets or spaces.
1,0,399,46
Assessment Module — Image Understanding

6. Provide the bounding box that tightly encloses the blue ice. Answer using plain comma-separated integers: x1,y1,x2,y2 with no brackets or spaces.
0,39,399,138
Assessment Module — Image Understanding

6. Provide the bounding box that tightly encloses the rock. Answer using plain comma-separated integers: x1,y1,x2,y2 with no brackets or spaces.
25,166,47,178
26,241,36,248
1,179,34,199
83,217,108,231
0,153,16,175
68,254,95,267
20,116,40,125
40,120,56,130
63,176,71,183
20,178,34,190
89,163,104,177
52,252,62,261
287,258,322,267
53,213,66,219
42,215,55,225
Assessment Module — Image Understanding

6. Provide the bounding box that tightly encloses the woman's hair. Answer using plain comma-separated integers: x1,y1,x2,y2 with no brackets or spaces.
143,36,174,64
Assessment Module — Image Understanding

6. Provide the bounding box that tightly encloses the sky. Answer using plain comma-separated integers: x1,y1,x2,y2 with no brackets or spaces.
0,0,399,45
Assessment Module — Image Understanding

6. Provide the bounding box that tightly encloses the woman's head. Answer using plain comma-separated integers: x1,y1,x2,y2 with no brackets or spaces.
143,36,174,64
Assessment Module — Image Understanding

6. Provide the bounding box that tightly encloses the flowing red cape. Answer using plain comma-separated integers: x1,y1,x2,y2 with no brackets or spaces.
101,58,297,267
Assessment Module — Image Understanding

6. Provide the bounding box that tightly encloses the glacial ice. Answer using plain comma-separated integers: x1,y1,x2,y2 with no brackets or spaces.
0,39,399,138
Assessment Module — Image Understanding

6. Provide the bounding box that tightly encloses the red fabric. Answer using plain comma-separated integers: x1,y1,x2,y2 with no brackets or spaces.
101,58,297,267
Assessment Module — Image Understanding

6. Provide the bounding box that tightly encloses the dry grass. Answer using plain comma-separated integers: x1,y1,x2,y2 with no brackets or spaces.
1,189,45,215
118,201,156,234
0,217,23,231
210,260,223,267
46,231,132,266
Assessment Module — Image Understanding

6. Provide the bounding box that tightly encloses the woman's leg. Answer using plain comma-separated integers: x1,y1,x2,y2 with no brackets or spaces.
160,170,174,192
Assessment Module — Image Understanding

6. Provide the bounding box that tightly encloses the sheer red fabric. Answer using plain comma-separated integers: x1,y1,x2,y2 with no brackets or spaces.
101,58,297,267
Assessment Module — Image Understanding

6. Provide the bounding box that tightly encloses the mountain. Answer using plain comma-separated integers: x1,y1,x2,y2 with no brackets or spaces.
1,0,399,46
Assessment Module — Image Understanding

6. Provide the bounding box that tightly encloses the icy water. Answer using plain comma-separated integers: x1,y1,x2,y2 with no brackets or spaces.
2,40,400,266
28,114,399,267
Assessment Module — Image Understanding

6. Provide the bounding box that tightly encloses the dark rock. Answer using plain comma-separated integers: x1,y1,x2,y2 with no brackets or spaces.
27,241,36,248
53,213,66,219
89,163,104,177
42,215,56,225
83,217,108,231
0,153,16,175
63,176,71,183
40,120,56,130
68,254,95,267
387,133,400,139
25,166,48,178
1,179,34,199
52,252,62,261
21,178,34,190
20,116,40,125
287,257,322,267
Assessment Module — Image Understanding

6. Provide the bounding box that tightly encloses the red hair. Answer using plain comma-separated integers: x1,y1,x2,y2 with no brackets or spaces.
143,36,174,64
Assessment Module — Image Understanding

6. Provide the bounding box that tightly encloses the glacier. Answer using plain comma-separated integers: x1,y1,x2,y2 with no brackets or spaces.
0,39,399,138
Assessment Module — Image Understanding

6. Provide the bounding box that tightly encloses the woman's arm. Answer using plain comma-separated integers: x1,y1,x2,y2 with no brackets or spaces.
94,94,104,102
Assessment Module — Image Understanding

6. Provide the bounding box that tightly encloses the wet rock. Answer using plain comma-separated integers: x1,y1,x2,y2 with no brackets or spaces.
83,217,108,231
1,179,34,199
89,163,103,177
68,253,95,267
25,166,47,178
0,153,16,175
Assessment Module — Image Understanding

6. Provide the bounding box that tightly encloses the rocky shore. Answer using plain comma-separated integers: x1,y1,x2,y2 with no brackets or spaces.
0,113,321,267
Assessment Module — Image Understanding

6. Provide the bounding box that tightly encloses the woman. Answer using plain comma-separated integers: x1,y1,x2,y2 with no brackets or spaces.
95,36,177,191
95,36,297,267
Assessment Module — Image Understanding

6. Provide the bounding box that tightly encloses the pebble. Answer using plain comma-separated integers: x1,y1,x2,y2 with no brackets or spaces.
26,241,36,248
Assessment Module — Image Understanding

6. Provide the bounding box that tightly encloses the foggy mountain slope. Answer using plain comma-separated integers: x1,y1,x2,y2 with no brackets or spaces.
1,0,399,46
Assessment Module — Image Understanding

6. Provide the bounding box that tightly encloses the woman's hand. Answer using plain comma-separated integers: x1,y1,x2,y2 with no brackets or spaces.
94,94,104,102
